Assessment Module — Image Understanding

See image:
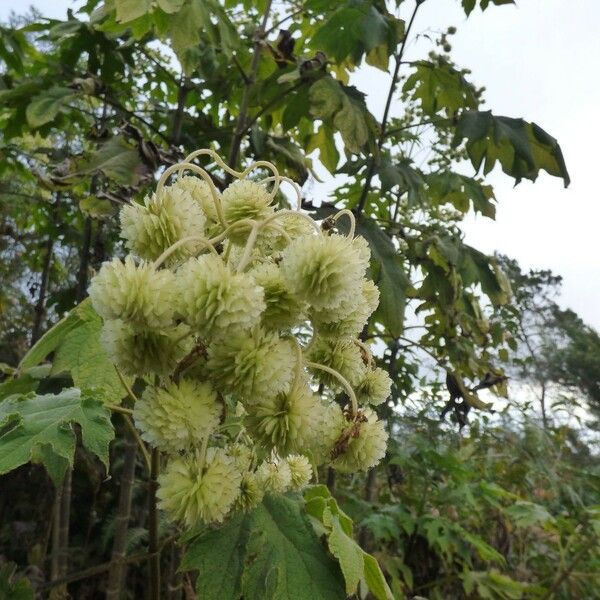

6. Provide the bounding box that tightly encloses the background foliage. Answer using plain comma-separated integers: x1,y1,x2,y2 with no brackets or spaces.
0,0,598,598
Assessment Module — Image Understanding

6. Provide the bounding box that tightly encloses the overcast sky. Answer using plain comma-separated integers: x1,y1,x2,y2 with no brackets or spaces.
3,1,598,328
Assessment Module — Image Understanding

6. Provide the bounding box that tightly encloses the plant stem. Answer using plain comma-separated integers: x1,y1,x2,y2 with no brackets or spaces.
106,431,138,600
148,448,161,600
122,413,151,473
38,536,177,592
31,192,62,344
227,0,273,173
355,0,422,217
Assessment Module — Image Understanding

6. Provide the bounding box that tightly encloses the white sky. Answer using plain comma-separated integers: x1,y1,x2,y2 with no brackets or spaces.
3,0,599,328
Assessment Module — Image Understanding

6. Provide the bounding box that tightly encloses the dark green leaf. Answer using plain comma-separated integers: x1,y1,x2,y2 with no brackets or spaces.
454,110,570,186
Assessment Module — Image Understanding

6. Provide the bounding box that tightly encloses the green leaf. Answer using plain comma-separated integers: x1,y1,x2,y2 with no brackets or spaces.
363,553,395,600
462,569,524,600
169,0,211,70
19,306,85,370
180,512,250,599
308,124,339,173
0,365,51,401
157,0,185,13
454,110,570,187
357,217,408,337
0,563,34,600
115,0,152,23
25,87,75,128
506,501,555,528
427,171,496,218
182,494,346,600
51,301,125,401
403,61,478,116
76,136,143,186
323,508,364,595
462,0,515,16
309,77,344,121
242,495,346,600
0,388,114,484
79,196,117,219
378,157,425,204
310,78,374,153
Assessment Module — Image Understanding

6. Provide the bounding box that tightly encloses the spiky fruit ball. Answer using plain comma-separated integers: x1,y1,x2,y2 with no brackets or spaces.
285,454,313,490
312,279,379,339
308,337,366,388
157,448,241,526
245,378,322,455
331,410,388,473
177,254,265,338
250,262,306,330
206,328,295,400
235,472,264,512
133,379,221,453
120,185,206,264
256,459,292,493
89,256,175,328
173,176,220,224
281,234,369,313
101,320,192,377
222,180,274,244
356,367,393,406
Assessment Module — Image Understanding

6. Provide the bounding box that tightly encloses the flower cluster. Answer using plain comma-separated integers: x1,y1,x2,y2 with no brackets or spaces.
89,150,391,529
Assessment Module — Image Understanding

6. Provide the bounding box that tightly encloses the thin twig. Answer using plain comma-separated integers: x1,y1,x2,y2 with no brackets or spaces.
356,1,423,217
227,0,274,172
148,448,161,600
37,535,178,591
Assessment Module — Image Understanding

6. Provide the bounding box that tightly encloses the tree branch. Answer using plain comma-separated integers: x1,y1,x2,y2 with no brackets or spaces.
355,0,423,217
227,0,274,173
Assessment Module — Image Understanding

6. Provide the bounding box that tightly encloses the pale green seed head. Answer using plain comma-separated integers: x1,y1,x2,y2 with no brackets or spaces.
312,278,379,338
356,367,392,407
245,378,322,455
285,454,313,490
89,256,175,328
177,254,265,337
120,185,206,264
307,337,367,388
101,320,192,377
157,448,242,526
133,379,221,453
256,459,292,494
250,262,306,331
207,328,295,401
332,410,388,473
280,234,370,313
222,180,275,245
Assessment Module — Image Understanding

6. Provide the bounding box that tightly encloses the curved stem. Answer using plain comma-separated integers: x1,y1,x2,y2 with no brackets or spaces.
259,209,322,235
332,209,356,238
107,404,133,416
122,414,151,473
156,162,227,227
262,175,303,210
306,361,358,417
115,366,138,403
236,223,260,273
152,235,218,269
